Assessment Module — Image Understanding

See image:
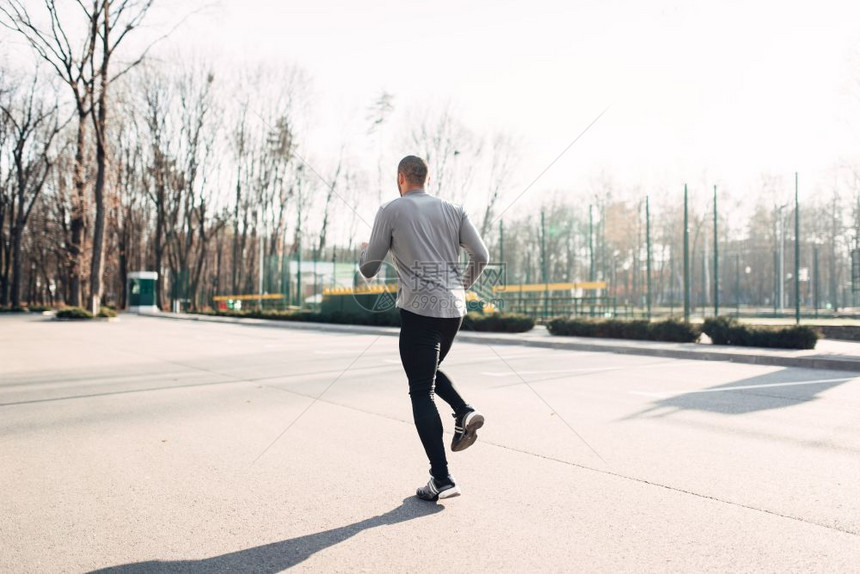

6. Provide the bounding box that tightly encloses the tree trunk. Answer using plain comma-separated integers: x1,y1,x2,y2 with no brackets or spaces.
0,202,8,307
190,238,206,310
89,132,107,312
9,219,23,307
215,230,223,297
88,3,112,314
231,168,242,294
69,117,87,308
153,171,166,310
119,224,129,309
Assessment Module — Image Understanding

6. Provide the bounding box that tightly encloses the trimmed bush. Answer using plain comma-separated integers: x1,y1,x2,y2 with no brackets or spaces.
97,307,118,318
56,307,93,320
701,316,735,345
649,320,702,342
461,312,535,333
702,316,818,350
546,318,699,343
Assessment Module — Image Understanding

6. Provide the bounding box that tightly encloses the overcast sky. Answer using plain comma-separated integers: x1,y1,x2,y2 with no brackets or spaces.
162,0,859,210
7,0,858,217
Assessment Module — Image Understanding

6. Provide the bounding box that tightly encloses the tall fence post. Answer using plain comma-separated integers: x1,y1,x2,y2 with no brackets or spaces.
313,244,318,310
601,204,607,284
795,172,800,324
683,184,691,323
282,246,290,310
778,204,786,312
588,205,595,282
713,184,719,317
773,250,779,314
499,219,504,264
258,231,263,310
541,211,548,321
813,245,819,318
646,195,652,319
295,236,302,307
735,252,741,318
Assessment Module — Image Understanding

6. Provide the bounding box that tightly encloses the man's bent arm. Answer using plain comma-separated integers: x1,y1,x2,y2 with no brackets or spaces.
459,210,490,289
359,207,393,278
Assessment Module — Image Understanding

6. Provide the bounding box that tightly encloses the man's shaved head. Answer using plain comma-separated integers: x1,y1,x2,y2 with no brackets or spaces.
397,155,429,187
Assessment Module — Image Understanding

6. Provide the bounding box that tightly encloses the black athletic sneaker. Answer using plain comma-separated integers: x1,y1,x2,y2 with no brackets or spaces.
451,409,484,452
416,476,461,501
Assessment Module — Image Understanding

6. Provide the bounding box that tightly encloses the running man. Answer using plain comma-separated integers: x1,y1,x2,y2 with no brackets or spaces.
359,155,489,501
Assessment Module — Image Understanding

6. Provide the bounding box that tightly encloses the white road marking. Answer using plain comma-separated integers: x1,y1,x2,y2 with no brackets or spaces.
456,352,552,361
382,353,546,366
377,352,552,366
634,361,702,369
630,377,857,398
481,367,620,377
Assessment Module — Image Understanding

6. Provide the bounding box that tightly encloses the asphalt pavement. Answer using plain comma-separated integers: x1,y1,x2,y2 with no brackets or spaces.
1,313,858,573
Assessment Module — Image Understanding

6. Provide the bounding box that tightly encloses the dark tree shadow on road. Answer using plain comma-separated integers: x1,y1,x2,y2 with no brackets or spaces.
88,497,443,573
622,368,856,419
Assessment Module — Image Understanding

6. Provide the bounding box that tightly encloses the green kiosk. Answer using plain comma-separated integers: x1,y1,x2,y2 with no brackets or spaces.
127,271,159,313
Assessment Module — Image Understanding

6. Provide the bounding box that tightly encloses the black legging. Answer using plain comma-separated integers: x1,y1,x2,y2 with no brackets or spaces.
398,308,472,481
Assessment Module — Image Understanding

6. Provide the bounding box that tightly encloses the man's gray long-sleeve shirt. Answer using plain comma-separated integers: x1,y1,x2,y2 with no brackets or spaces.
359,189,489,318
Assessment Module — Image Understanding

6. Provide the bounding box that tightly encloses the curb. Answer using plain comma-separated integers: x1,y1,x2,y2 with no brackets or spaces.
138,312,860,374
454,334,860,373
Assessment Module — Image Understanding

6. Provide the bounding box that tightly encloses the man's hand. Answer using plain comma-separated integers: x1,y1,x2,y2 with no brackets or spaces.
360,241,369,250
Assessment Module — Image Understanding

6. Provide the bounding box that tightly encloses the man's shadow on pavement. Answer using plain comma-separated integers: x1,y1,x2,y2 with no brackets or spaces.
89,497,443,573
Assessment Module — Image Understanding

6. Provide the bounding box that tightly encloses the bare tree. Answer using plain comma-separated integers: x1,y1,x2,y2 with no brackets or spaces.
2,0,162,312
0,68,11,305
367,91,394,203
318,150,344,253
110,98,144,309
406,104,482,204
0,71,63,307
480,132,518,236
0,1,99,307
172,64,217,310
89,0,161,313
140,67,173,309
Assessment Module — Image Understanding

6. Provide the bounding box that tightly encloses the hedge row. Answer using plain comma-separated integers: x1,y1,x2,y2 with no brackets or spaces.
546,316,819,349
462,312,535,333
56,307,94,320
202,309,535,333
701,317,818,350
546,318,699,343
